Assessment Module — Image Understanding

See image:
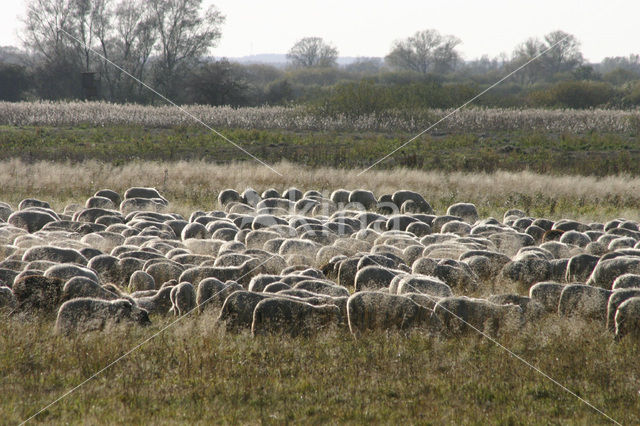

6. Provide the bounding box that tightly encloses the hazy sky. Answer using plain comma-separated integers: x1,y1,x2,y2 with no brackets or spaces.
1,0,638,62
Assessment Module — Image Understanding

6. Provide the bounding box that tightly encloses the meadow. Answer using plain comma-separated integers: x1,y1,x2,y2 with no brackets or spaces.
2,102,640,424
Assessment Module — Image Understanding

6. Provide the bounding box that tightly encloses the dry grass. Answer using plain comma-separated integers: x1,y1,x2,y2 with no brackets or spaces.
1,159,640,221
1,312,638,425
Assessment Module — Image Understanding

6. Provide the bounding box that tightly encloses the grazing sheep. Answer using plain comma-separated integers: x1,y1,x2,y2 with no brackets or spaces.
347,292,437,336
487,294,545,323
12,275,66,313
133,286,174,315
217,290,273,332
612,273,640,290
62,276,120,302
529,282,566,313
614,297,640,339
263,282,291,293
586,256,640,289
354,265,403,292
565,254,600,283
128,270,156,293
446,203,478,225
606,289,640,332
55,298,150,335
218,189,242,207
501,258,551,291
144,261,184,288
94,189,121,206
44,263,99,284
391,191,433,214
395,275,453,298
251,298,340,337
22,245,88,265
8,210,57,233
433,297,523,337
169,282,196,316
293,279,350,297
196,278,243,312
0,286,17,310
348,190,377,211
557,284,611,323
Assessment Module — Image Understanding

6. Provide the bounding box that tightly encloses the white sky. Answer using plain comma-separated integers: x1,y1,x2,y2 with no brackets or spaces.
1,0,638,62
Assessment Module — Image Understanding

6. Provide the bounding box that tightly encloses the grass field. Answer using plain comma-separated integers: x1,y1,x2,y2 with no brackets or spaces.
2,102,640,424
2,313,638,424
2,124,640,175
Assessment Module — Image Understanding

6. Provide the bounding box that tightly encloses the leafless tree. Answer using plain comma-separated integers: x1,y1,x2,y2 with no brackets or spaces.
287,37,338,68
385,29,461,74
149,0,225,97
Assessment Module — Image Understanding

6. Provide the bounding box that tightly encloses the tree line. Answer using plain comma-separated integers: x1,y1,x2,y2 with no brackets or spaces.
1,0,639,110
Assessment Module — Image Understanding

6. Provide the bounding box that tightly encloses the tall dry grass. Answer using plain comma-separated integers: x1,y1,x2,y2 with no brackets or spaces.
1,159,639,221
1,101,639,133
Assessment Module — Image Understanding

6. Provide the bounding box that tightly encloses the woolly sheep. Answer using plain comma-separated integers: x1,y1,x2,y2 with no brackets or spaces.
614,297,640,339
433,297,523,337
251,297,340,337
169,282,196,316
606,289,640,332
557,284,611,323
55,298,150,334
347,292,436,336
12,275,66,313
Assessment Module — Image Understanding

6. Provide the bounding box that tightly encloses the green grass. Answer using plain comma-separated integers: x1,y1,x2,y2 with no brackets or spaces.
2,313,638,424
1,124,639,175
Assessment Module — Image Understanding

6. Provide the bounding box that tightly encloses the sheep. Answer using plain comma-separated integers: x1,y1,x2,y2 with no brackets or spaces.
293,279,350,297
55,298,150,335
612,273,640,290
614,297,640,339
529,282,566,313
446,203,478,225
606,289,640,332
251,297,341,337
19,198,51,210
133,286,174,315
22,245,88,265
179,258,262,287
94,189,121,206
62,276,120,302
346,292,438,336
565,253,600,283
391,190,433,214
0,286,17,310
586,256,640,289
501,258,551,291
348,190,377,211
557,284,611,323
395,275,453,298
433,297,523,337
263,282,291,293
487,294,545,323
218,189,242,207
128,270,156,292
169,282,196,316
8,210,57,233
217,290,274,332
144,261,184,288
353,265,404,292
12,275,66,313
196,278,243,312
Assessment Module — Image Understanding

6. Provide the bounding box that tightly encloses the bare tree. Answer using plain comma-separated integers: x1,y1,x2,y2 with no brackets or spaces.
287,37,338,68
385,29,461,74
511,30,583,83
149,0,225,97
542,30,583,76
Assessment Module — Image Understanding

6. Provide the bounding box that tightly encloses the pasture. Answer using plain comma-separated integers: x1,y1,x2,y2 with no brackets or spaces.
1,103,640,424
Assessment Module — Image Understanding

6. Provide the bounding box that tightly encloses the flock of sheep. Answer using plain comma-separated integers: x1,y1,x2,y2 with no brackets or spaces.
1,186,640,341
